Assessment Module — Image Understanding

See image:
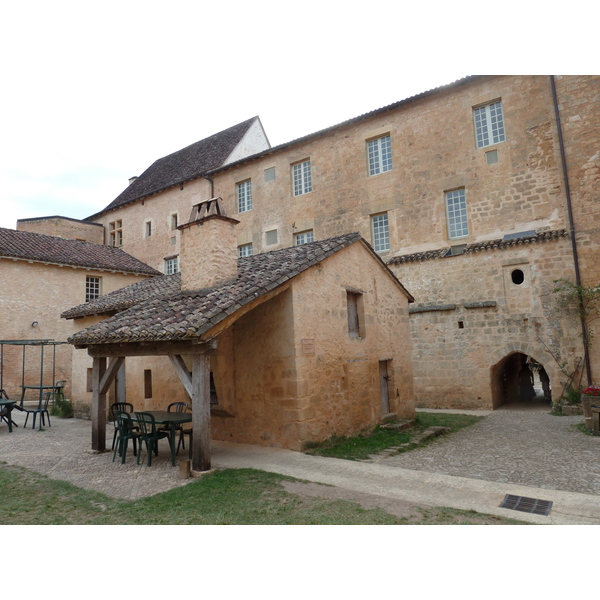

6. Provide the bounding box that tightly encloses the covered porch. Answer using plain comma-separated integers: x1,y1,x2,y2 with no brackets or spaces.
84,339,218,472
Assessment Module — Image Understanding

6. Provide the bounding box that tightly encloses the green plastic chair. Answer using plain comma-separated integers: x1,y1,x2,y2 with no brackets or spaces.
109,402,135,451
112,411,140,464
23,392,52,429
135,412,171,467
54,380,67,404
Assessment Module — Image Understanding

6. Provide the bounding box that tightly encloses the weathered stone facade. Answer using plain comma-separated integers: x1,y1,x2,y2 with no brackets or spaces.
32,75,600,413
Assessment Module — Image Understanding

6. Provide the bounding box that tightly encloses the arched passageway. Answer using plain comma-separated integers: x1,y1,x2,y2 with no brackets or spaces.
491,352,552,409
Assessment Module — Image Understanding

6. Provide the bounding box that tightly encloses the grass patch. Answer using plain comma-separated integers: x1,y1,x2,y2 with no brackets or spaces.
0,463,523,525
305,412,484,460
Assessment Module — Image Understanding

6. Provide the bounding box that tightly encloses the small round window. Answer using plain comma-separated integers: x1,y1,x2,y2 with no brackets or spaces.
511,269,525,285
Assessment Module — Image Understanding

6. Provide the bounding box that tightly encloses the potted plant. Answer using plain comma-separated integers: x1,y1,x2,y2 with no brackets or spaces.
581,386,600,429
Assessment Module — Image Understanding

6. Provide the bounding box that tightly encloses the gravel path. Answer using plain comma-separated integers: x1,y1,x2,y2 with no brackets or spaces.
369,409,600,495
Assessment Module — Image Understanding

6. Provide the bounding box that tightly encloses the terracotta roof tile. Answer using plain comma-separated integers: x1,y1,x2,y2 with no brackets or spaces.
68,233,367,345
0,227,160,276
387,229,568,265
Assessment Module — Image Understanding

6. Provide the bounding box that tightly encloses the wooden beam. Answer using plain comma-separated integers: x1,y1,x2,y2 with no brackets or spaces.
91,356,107,452
191,353,211,472
99,356,125,395
169,354,193,399
83,339,217,358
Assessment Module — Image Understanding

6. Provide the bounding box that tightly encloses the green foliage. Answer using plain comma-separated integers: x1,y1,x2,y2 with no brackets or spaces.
305,412,483,460
50,396,74,419
563,386,582,405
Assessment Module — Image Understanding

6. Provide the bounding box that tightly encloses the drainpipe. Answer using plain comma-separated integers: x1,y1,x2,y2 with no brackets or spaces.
550,75,593,385
202,174,214,198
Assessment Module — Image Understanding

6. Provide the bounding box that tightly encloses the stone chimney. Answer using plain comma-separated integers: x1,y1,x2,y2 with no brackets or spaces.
178,197,240,291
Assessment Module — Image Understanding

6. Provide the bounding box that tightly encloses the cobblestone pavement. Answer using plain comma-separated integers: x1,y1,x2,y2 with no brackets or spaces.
1,404,599,505
369,407,600,495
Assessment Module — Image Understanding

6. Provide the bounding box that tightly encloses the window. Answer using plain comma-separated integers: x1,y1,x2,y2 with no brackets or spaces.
292,160,312,196
371,213,390,252
264,167,276,182
486,149,498,165
85,276,101,302
237,180,252,213
445,189,469,239
171,213,178,230
347,291,364,338
144,370,152,399
145,221,152,238
367,135,393,176
109,220,122,247
165,256,179,274
294,230,314,245
238,243,253,257
265,229,278,245
473,100,506,148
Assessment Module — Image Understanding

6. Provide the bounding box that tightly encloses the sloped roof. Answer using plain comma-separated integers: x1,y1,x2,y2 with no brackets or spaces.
387,229,568,265
0,227,160,276
62,272,180,319
88,117,260,217
68,233,412,346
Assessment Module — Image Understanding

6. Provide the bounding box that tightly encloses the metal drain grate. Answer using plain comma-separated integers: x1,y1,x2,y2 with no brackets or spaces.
500,494,553,516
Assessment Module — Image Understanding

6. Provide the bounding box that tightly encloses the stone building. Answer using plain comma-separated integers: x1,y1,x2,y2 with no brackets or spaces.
82,75,599,410
65,201,415,465
15,75,600,413
0,226,160,404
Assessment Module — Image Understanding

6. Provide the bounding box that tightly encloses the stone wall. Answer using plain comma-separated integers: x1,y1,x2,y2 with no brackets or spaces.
0,260,149,401
17,216,104,244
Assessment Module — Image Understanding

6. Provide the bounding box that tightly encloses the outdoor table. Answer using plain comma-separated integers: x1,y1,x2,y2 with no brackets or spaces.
20,384,61,407
0,398,18,433
132,410,192,466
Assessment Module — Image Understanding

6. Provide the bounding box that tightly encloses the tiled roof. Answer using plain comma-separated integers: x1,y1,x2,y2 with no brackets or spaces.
0,227,160,276
61,273,180,319
68,233,410,346
388,229,568,265
88,118,260,217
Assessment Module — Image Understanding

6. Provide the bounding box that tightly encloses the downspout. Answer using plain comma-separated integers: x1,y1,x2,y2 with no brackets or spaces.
550,75,593,385
202,174,214,198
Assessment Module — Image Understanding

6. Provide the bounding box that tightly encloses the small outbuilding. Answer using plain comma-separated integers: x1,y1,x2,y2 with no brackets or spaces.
66,199,415,471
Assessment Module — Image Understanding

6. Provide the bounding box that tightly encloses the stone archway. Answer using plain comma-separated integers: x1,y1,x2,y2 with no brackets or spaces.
490,350,553,409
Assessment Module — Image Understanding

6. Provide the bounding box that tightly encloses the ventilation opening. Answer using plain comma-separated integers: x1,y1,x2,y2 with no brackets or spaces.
511,269,524,285
500,494,553,516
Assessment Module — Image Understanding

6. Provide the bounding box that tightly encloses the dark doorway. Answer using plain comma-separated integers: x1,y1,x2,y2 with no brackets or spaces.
491,352,551,409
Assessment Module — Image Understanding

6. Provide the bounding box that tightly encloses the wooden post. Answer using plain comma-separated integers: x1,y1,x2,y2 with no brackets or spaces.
91,356,107,452
191,353,211,471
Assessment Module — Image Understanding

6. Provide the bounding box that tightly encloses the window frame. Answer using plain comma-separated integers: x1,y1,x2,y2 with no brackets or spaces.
371,213,390,253
238,243,253,257
164,256,179,274
292,159,312,196
109,220,122,247
85,276,101,303
237,179,253,213
367,134,393,176
294,230,314,246
445,188,469,240
473,100,506,149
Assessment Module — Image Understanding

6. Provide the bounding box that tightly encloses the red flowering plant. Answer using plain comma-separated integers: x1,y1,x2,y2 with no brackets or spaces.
582,386,600,396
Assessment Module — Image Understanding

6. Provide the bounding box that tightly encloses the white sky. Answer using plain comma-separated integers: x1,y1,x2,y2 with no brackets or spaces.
0,1,595,230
